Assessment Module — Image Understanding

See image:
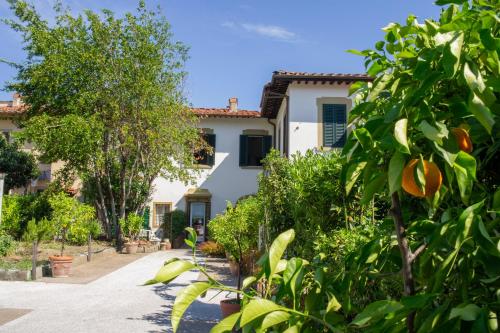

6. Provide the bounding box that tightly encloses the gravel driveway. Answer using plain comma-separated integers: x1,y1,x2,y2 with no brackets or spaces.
0,249,230,333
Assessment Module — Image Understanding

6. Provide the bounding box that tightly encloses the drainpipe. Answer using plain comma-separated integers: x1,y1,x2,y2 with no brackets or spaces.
266,118,276,149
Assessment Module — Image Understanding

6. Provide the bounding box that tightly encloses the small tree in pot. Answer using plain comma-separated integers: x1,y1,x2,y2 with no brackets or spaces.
23,218,54,280
48,192,96,277
208,199,259,317
119,213,142,254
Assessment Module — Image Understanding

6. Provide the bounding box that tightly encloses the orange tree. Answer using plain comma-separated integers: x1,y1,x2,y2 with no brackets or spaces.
342,0,499,331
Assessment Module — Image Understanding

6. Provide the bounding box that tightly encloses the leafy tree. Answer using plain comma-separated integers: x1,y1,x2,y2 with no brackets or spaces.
343,0,499,331
3,0,204,244
0,136,39,192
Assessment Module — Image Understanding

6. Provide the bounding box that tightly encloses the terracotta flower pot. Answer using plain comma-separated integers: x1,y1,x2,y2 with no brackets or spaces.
125,242,138,254
220,298,241,318
160,240,172,251
49,255,73,278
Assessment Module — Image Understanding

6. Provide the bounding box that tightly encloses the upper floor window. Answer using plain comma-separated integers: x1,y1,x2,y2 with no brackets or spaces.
239,134,272,167
194,133,216,166
322,104,347,148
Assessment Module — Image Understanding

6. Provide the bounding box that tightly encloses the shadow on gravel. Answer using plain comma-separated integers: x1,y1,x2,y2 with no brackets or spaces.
128,283,222,333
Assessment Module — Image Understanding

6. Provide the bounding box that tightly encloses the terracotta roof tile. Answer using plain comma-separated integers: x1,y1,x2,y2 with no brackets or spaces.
260,70,373,118
191,108,260,118
0,105,261,118
0,105,26,116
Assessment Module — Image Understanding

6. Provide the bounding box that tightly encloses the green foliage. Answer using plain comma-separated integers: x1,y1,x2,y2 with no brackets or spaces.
259,149,374,259
343,0,500,331
49,193,98,253
4,0,204,241
1,193,52,239
119,213,142,242
0,136,39,191
0,229,15,256
208,197,260,262
171,209,186,239
23,218,54,243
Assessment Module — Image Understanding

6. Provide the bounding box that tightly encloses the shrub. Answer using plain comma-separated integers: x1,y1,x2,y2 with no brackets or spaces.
68,219,101,245
198,241,224,257
171,210,186,239
0,229,15,256
119,213,142,242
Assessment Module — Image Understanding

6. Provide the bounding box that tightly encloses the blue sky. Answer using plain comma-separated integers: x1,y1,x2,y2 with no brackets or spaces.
0,1,442,110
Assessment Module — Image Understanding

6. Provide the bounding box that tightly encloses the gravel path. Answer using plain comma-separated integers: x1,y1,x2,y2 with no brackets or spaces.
0,249,233,333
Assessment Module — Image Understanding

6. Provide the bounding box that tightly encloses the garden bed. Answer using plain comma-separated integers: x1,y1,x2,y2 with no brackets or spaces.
0,240,115,281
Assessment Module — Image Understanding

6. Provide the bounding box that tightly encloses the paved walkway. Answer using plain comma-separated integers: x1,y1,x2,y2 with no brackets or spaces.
0,250,234,333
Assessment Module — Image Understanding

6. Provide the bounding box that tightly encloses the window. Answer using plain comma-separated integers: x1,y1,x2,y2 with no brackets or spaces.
1,131,10,143
153,203,171,228
194,133,216,166
322,104,347,148
239,135,272,167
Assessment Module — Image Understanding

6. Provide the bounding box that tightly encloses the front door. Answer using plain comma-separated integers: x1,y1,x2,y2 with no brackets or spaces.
189,202,206,242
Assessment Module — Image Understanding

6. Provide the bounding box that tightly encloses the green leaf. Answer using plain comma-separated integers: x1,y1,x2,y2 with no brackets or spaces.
268,229,295,278
184,227,197,248
455,201,484,247
464,62,486,93
469,93,495,134
368,73,391,101
415,157,426,194
153,259,195,284
479,29,497,51
210,312,241,333
172,282,213,332
240,299,282,326
418,120,449,145
401,294,436,309
442,32,463,77
388,151,405,194
345,161,367,195
283,326,299,333
449,304,482,321
348,81,366,96
493,188,500,212
394,118,410,154
353,128,373,150
260,311,291,330
242,276,257,290
326,294,342,313
360,173,387,205
453,152,476,204
351,300,403,326
435,0,467,5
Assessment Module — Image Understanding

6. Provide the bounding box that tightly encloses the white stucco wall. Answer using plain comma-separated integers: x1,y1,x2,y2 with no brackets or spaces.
287,82,352,155
149,117,272,230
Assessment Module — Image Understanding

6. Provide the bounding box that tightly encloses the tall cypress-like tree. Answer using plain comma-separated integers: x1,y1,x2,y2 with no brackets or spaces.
3,1,204,243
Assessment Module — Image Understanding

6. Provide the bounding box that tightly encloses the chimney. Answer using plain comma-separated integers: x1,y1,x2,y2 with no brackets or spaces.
12,93,22,107
228,97,238,112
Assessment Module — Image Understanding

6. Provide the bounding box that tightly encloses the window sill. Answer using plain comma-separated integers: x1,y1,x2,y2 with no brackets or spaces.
191,164,213,170
240,166,264,170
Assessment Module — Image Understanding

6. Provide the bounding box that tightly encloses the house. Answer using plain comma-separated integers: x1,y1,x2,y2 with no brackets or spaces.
0,70,372,240
0,94,58,193
148,71,372,241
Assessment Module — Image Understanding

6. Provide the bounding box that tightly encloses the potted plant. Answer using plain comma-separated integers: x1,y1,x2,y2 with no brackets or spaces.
171,210,186,248
208,199,259,317
48,193,95,277
119,213,142,254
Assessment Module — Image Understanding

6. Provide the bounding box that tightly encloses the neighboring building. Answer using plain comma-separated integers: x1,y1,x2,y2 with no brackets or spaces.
0,70,372,239
0,94,55,193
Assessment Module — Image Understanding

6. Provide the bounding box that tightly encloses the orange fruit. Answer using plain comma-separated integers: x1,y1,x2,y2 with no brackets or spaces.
451,128,473,153
402,159,442,198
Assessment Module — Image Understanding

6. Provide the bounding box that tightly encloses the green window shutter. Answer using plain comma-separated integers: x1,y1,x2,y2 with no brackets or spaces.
142,207,150,230
239,135,248,166
323,104,347,148
262,135,272,157
206,134,216,166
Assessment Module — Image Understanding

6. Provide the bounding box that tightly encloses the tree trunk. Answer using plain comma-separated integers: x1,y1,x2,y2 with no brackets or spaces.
95,175,111,239
31,240,38,280
87,234,92,262
390,192,415,333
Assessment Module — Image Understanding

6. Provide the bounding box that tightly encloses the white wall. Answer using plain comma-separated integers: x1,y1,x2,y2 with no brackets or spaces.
150,117,273,229
287,82,352,154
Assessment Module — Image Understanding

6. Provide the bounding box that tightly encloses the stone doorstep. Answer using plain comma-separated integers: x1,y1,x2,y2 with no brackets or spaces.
0,248,117,281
